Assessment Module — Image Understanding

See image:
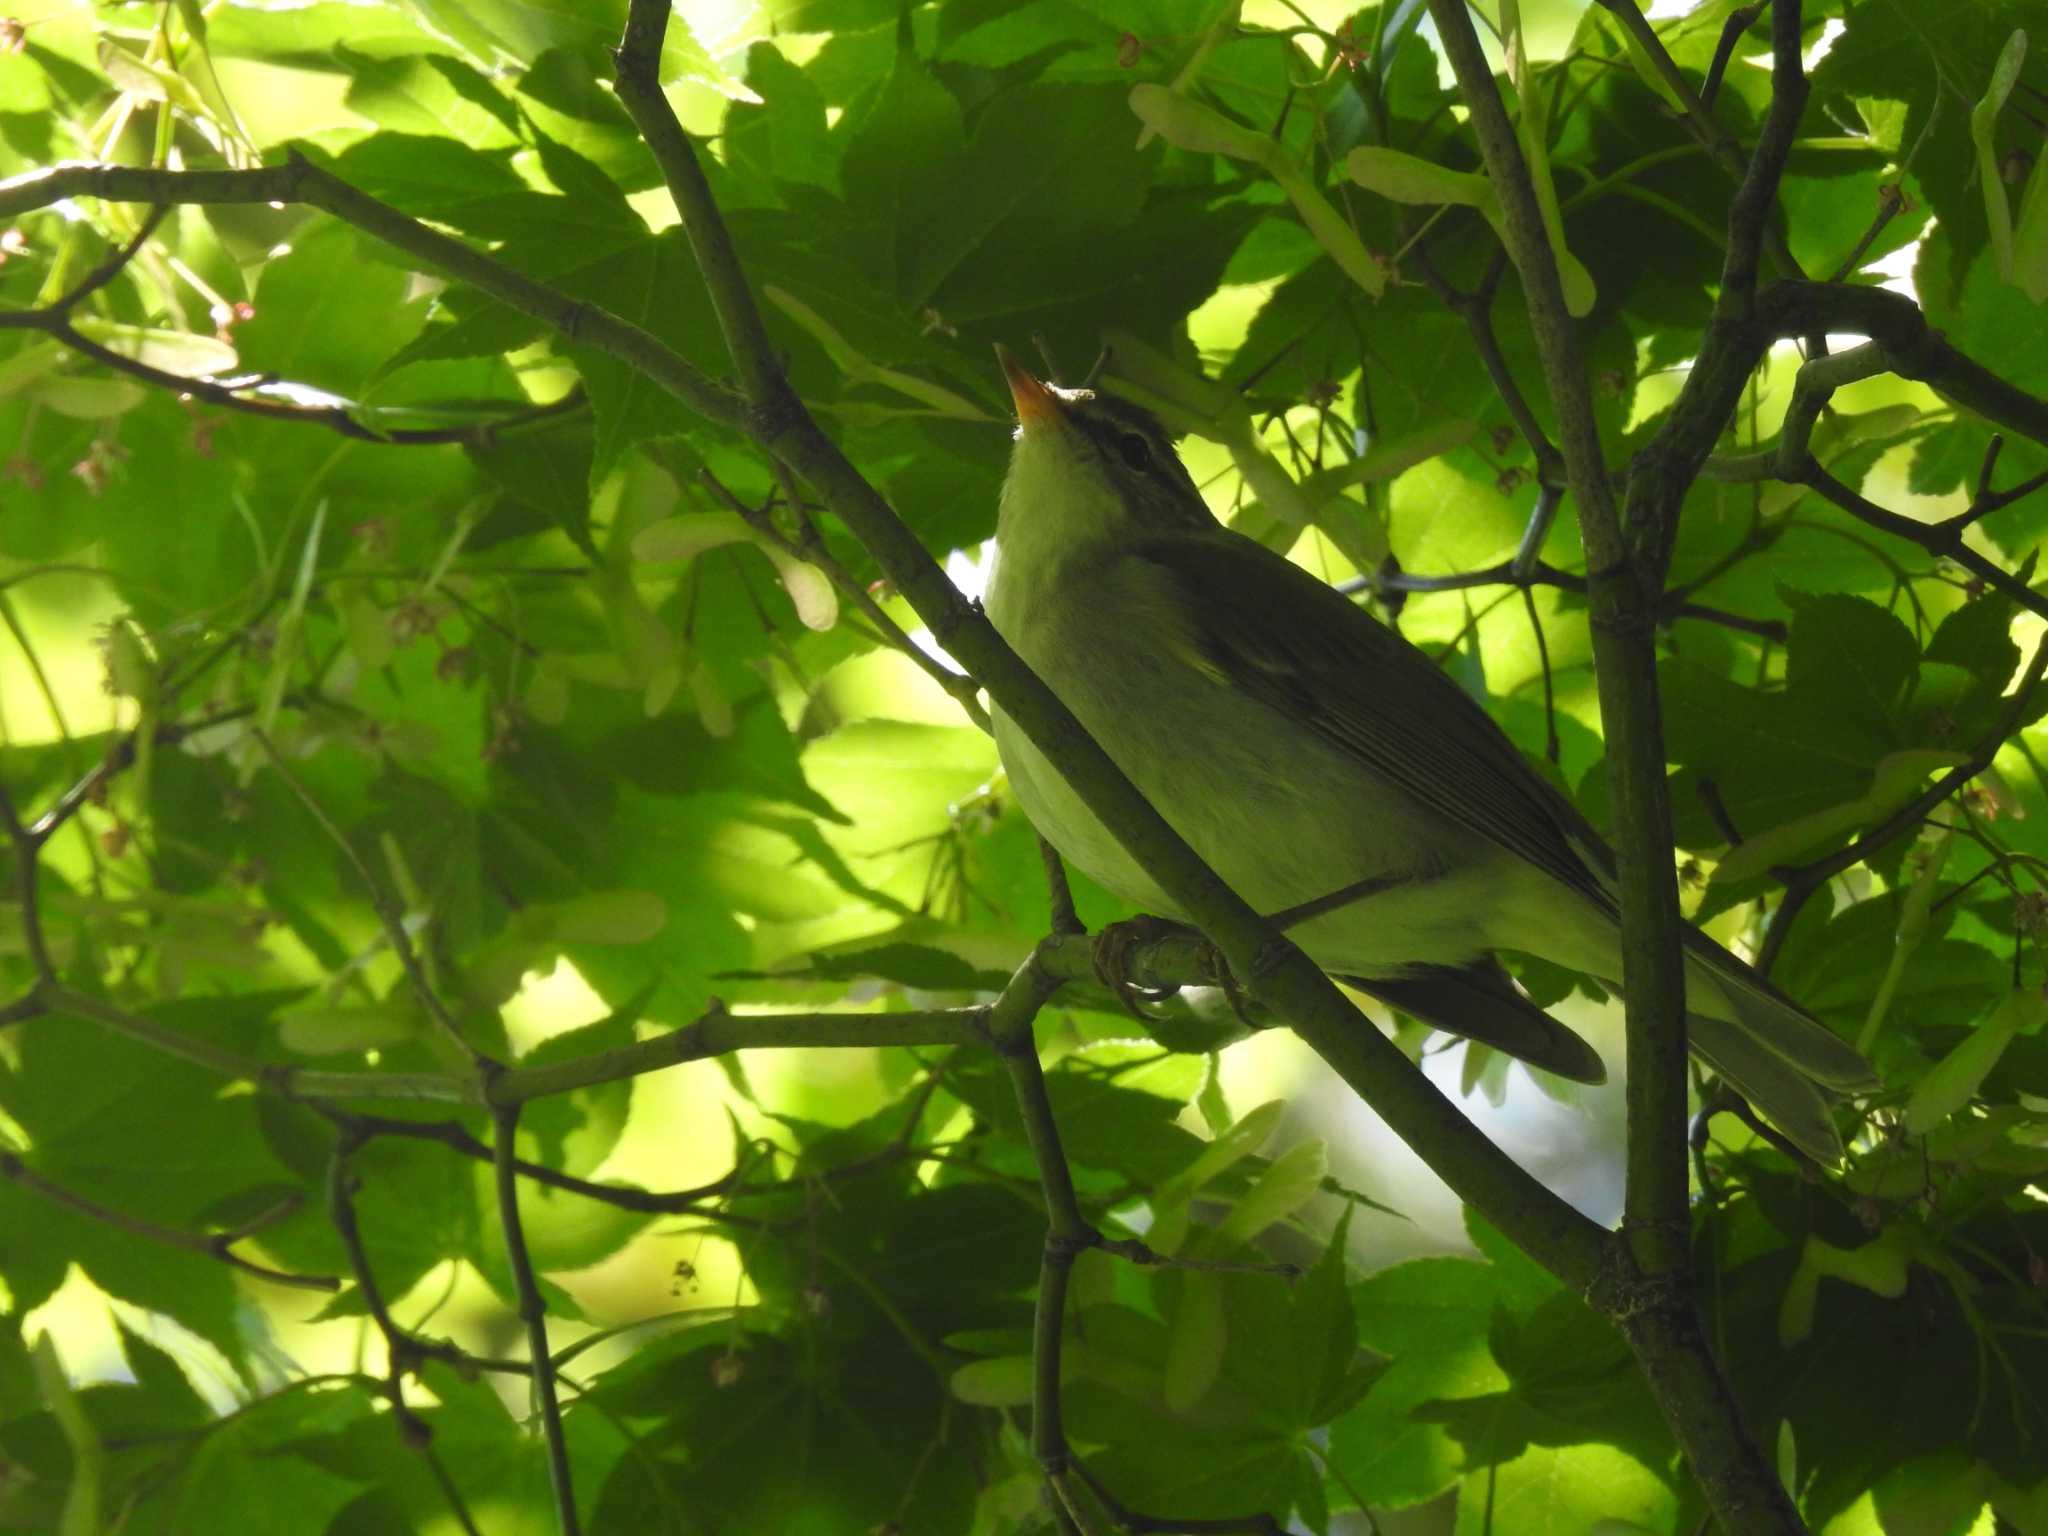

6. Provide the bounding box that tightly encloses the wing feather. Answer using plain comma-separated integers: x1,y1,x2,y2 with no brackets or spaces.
1130,531,1615,911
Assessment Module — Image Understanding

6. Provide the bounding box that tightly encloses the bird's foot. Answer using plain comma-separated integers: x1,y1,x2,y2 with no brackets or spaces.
1091,914,1196,1021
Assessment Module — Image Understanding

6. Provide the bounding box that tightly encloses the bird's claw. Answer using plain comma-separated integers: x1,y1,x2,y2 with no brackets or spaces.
1091,914,1192,1021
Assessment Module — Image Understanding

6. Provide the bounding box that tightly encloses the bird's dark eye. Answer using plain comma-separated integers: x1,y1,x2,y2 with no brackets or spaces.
1116,432,1154,472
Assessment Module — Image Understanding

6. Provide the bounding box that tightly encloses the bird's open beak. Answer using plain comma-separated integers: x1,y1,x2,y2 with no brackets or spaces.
995,345,1060,431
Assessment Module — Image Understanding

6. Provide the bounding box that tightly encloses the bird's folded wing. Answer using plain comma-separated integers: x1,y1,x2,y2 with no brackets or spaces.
1128,532,1616,910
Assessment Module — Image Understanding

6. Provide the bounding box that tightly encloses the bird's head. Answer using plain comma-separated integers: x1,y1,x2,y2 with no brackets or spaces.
994,347,1215,555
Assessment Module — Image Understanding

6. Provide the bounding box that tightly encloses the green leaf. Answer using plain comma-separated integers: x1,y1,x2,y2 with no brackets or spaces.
324,133,526,227
1346,145,1494,209
235,223,417,397
168,1403,368,1533
1815,0,2045,301
1163,1269,1228,1413
1290,1208,1365,1427
1971,29,2029,283
468,418,598,557
1710,748,1965,884
1906,987,2045,1132
1453,1442,1676,1534
1785,592,1920,748
1205,1138,1327,1252
1136,86,1384,298
1329,1258,1510,1507
338,48,521,143
32,1335,103,1536
840,40,963,300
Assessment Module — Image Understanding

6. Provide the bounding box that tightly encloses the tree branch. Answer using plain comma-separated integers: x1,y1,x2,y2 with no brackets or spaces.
5,309,585,445
1755,282,2048,450
1352,557,1789,642
0,159,747,433
1429,3,1813,1528
1701,2,1770,110
0,783,56,986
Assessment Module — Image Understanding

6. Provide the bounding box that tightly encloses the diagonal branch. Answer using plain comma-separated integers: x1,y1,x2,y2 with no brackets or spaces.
0,159,747,433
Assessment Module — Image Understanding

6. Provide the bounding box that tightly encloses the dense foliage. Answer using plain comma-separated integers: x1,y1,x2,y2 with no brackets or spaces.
1,0,2047,1532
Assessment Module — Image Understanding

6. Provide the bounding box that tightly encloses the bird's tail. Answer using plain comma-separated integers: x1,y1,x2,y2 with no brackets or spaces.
1343,957,1608,1086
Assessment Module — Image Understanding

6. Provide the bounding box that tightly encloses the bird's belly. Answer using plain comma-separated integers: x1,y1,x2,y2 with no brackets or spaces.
991,685,1506,977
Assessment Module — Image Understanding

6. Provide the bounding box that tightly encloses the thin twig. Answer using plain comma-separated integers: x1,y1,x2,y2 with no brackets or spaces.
1039,837,1084,937
1410,244,1565,487
0,783,55,983
1828,181,1910,282
0,1155,338,1292
324,1131,533,1380
1351,559,1787,641
1521,585,1562,763
490,1101,580,1536
251,727,487,1070
695,468,991,731
24,315,590,444
1797,464,2048,624
1700,2,1769,109
1759,636,2048,977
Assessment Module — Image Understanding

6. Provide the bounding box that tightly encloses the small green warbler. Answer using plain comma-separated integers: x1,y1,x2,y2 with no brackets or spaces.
985,349,1871,1159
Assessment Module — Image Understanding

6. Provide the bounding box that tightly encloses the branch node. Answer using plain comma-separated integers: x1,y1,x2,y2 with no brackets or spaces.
1586,1236,1688,1320
1045,1226,1102,1262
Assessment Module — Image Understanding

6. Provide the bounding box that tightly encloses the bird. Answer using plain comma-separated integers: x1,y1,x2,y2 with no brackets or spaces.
982,347,1873,1160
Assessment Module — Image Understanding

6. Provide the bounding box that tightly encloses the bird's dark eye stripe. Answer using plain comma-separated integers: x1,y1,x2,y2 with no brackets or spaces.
1071,396,1187,486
